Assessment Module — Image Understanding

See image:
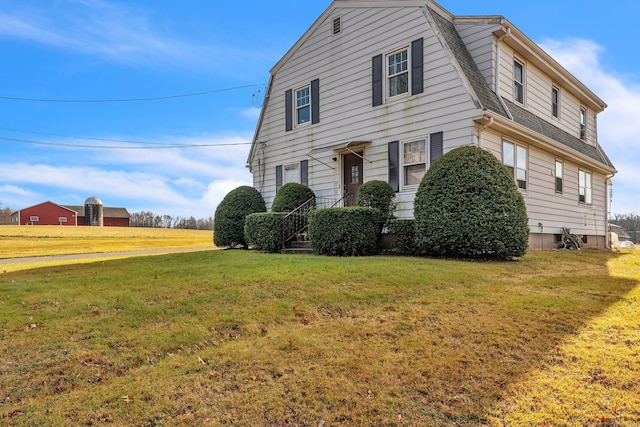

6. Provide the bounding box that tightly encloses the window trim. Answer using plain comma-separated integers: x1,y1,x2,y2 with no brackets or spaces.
579,106,587,139
294,85,311,127
555,160,563,194
514,59,525,105
551,86,560,118
578,169,593,205
401,138,427,188
503,140,527,190
386,45,410,100
283,163,300,185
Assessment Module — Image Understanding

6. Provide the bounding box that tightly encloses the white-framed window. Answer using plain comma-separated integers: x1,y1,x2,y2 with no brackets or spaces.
579,107,587,139
403,139,426,186
552,86,560,118
579,169,592,204
295,85,311,126
387,47,409,98
30,216,39,222
503,140,527,190
514,59,524,104
555,160,563,194
284,163,300,184
59,217,68,223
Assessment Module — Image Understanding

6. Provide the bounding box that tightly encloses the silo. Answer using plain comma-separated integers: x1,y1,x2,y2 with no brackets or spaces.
84,196,104,226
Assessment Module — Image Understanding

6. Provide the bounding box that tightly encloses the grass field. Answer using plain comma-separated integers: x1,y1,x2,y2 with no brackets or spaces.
0,225,213,260
0,227,639,425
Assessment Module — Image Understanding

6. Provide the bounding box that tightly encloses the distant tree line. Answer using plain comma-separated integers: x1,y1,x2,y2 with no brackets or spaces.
611,213,640,243
0,206,11,224
129,211,213,230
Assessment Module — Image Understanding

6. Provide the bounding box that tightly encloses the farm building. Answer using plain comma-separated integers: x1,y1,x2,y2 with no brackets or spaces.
10,198,130,227
247,0,617,250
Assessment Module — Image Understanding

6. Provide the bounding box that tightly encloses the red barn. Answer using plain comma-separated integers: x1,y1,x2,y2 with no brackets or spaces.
10,201,78,226
10,201,130,227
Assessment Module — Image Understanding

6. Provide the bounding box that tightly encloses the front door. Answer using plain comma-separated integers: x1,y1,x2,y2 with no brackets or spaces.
343,152,363,206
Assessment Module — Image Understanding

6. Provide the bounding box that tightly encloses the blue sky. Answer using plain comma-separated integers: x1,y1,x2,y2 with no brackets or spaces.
1,0,638,219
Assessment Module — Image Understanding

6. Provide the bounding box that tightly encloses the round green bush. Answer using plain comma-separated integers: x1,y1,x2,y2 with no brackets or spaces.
214,186,266,248
383,219,417,256
414,145,529,259
271,183,315,212
356,180,396,229
309,207,381,256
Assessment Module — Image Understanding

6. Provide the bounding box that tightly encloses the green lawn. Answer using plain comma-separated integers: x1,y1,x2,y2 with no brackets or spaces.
1,248,639,425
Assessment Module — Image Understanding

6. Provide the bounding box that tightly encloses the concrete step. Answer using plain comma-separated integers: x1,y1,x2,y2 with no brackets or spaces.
281,240,314,254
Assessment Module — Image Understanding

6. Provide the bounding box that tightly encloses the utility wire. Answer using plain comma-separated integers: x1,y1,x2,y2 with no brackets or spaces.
1,127,195,146
0,84,264,103
0,135,251,149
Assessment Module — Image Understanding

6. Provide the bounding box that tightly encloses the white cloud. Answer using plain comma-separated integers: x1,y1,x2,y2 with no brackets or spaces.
540,38,640,215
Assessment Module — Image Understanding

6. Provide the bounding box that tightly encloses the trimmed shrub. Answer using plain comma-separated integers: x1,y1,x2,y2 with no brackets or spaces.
271,183,316,212
383,219,417,256
214,186,266,248
356,180,396,230
309,207,381,256
244,212,285,253
414,145,529,260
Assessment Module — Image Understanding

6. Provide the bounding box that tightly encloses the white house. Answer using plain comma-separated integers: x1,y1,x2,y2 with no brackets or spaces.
246,0,616,250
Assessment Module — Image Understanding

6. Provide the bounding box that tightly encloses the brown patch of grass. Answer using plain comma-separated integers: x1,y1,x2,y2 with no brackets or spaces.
0,249,638,425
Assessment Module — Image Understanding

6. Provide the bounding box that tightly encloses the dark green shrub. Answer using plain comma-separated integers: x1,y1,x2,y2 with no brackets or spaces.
244,212,285,253
383,219,417,256
214,186,266,248
271,183,315,212
309,207,381,256
356,180,396,230
414,145,529,260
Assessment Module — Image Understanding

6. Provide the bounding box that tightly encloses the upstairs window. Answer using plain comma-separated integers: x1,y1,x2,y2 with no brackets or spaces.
579,169,592,204
503,140,527,190
387,48,409,97
295,86,310,126
285,79,319,131
580,107,587,139
552,86,560,118
555,160,563,193
514,60,524,104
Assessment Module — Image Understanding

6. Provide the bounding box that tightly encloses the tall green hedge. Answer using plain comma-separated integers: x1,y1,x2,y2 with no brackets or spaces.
309,207,381,256
244,212,285,253
414,146,529,260
213,186,266,248
271,183,315,212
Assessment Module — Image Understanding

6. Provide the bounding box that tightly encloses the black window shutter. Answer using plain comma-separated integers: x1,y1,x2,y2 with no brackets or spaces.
300,160,309,186
411,38,424,95
372,54,383,107
430,131,443,164
311,79,320,124
276,165,283,190
285,89,293,132
388,141,399,192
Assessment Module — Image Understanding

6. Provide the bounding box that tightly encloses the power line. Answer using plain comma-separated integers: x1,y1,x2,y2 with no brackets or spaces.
0,84,264,103
1,127,193,146
0,135,251,149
